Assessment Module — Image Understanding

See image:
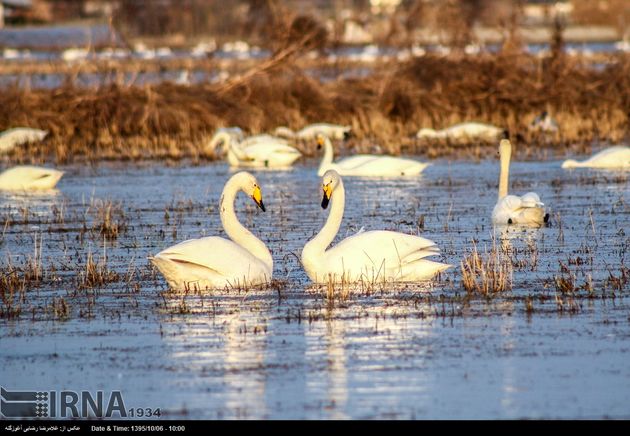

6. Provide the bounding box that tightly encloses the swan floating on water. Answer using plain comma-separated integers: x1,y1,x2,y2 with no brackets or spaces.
416,122,505,143
317,134,428,177
0,128,48,153
492,139,549,226
207,131,301,168
301,169,450,284
561,145,630,169
275,123,351,141
0,166,64,190
150,172,272,290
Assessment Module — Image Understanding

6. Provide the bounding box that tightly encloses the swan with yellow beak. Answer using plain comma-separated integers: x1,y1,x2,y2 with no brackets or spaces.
150,172,272,290
302,169,450,284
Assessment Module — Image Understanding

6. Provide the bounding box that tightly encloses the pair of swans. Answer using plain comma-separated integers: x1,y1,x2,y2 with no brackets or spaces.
317,134,429,177
274,123,351,141
0,166,64,190
151,171,450,290
206,131,302,168
417,122,505,143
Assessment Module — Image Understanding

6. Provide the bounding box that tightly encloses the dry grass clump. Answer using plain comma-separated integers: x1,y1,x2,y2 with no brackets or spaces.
461,240,512,296
77,251,119,290
89,199,128,239
0,266,25,319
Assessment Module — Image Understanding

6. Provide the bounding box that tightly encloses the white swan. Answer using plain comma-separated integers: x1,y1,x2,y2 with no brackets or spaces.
301,170,450,284
492,139,549,226
150,172,272,290
317,134,428,177
0,128,48,153
274,123,351,141
416,122,505,142
561,145,630,169
0,166,64,190
207,131,301,168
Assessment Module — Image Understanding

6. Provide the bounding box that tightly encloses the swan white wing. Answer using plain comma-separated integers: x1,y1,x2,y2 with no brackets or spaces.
520,192,544,207
238,142,302,167
153,236,270,285
447,122,502,138
335,154,381,169
584,146,630,168
0,128,48,153
0,166,64,190
297,124,350,140
335,155,428,176
241,142,301,158
493,194,546,225
241,135,290,147
322,230,444,281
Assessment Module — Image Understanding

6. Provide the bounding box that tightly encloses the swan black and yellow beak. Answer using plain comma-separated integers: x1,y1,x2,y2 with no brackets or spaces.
321,183,332,209
316,135,325,150
252,185,265,212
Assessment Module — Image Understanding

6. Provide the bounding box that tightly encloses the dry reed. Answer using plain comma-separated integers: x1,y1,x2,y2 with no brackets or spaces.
1,50,629,164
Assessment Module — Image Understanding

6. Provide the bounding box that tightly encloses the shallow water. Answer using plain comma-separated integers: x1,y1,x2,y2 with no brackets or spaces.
0,158,628,419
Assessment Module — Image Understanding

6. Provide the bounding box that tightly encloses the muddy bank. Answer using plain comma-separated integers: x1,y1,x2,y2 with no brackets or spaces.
1,52,629,164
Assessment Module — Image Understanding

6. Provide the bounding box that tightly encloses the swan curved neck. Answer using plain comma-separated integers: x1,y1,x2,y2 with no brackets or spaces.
220,179,273,269
304,177,345,256
561,159,580,168
498,145,511,201
209,132,232,153
318,138,334,174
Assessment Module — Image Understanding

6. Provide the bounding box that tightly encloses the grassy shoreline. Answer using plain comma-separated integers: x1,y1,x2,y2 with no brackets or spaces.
1,52,629,165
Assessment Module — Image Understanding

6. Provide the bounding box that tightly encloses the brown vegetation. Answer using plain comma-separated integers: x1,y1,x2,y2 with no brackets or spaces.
1,49,629,164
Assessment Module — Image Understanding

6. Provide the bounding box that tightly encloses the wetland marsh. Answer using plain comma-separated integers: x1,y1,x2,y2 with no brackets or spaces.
1,158,628,419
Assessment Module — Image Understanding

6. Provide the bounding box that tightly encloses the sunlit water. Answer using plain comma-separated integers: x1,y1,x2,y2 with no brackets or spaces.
0,158,628,419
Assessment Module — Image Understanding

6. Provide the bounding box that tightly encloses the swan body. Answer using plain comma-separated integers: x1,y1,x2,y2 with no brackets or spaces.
150,172,272,290
0,166,64,190
207,131,301,168
317,134,428,177
0,128,48,153
275,123,351,141
301,170,450,284
417,122,505,142
561,146,630,169
492,139,549,226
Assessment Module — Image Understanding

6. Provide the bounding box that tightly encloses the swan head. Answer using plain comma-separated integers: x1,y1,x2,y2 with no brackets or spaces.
320,169,341,209
561,159,579,169
233,171,265,212
499,138,512,159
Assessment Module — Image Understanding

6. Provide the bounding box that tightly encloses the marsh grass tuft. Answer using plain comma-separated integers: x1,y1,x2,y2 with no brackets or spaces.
89,199,128,239
0,266,25,319
461,240,512,296
78,251,119,290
